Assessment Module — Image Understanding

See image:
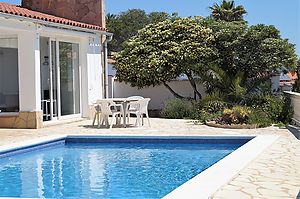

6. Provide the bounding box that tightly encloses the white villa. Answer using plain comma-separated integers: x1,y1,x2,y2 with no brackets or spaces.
0,1,111,128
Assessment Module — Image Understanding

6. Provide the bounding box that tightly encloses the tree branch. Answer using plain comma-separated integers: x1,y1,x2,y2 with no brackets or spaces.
186,71,202,100
163,82,186,99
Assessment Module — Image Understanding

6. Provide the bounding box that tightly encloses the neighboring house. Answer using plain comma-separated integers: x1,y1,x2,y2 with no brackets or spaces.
0,1,111,128
280,72,298,91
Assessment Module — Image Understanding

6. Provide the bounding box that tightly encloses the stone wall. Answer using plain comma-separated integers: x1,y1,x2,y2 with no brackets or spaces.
0,111,43,129
21,0,105,27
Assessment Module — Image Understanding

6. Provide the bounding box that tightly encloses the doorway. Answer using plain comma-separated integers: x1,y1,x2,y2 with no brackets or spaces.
40,37,80,121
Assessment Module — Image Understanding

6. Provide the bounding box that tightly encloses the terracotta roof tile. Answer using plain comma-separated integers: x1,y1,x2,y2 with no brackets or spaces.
0,2,106,31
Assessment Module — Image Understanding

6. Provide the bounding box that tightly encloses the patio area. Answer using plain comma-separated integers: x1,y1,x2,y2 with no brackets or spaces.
0,118,299,198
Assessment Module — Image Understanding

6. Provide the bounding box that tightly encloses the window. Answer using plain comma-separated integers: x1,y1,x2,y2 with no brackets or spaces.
0,37,19,112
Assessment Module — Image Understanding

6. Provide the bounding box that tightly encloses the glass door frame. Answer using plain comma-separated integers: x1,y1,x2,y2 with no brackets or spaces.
48,38,82,120
48,38,58,121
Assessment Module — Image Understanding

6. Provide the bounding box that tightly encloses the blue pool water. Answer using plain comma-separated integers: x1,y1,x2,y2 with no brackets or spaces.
0,137,250,198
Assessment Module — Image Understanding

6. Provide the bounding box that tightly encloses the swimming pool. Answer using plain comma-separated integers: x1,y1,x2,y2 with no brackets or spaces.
0,136,252,198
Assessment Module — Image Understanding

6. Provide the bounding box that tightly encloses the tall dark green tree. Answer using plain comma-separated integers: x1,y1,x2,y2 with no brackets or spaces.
199,19,297,100
209,0,247,21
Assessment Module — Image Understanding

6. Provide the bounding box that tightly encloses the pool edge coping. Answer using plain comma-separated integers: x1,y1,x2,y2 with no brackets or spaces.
163,135,279,199
0,135,255,155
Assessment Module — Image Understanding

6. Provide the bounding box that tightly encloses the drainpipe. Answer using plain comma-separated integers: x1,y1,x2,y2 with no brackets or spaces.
103,34,113,98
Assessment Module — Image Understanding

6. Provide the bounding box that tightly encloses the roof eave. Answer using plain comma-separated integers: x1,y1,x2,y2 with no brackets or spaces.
0,12,112,36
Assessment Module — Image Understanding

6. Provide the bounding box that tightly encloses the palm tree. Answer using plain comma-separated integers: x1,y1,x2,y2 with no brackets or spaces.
198,65,272,103
209,0,247,22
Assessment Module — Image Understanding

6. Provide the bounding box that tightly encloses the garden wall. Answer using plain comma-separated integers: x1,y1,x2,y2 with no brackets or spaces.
112,79,206,112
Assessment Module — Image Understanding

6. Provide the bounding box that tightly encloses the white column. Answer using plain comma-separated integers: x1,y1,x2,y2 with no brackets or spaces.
18,31,41,112
81,36,102,118
80,37,90,118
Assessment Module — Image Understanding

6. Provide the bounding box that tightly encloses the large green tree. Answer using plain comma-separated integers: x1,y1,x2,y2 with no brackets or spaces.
106,9,177,53
199,19,297,101
209,0,247,22
115,17,217,99
114,2,297,101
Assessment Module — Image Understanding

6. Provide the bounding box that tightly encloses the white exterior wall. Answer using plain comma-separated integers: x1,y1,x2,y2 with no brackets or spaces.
81,36,103,118
0,18,42,112
285,91,300,126
113,80,206,110
18,31,41,112
0,16,104,119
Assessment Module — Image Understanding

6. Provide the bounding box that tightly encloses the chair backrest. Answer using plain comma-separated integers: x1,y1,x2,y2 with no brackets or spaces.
138,98,151,114
127,96,144,110
96,99,115,115
126,96,144,100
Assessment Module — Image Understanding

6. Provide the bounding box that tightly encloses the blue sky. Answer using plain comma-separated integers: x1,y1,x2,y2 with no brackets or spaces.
6,0,300,56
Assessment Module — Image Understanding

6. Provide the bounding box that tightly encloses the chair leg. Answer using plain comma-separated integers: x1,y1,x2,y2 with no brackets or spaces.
116,115,119,125
101,115,105,125
137,114,142,127
134,115,138,126
97,114,101,128
92,112,97,126
110,113,117,128
101,115,108,127
127,113,130,123
146,112,151,127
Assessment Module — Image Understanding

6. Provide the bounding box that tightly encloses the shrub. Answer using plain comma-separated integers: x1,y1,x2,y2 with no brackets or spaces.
193,109,222,123
161,99,194,119
245,93,293,125
216,106,251,125
261,95,293,124
248,109,273,128
197,95,227,113
192,95,226,123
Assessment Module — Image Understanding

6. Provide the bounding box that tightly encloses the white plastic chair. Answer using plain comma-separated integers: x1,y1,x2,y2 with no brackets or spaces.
93,99,123,128
126,96,144,122
127,98,151,127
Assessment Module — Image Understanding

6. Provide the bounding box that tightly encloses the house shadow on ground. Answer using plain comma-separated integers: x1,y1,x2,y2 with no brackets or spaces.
80,124,139,129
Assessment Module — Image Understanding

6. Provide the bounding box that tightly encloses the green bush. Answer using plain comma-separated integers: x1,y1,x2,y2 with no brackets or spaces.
197,95,227,113
193,109,222,123
161,99,194,119
160,93,293,127
216,106,251,125
245,93,293,125
192,95,226,123
248,109,273,128
261,95,293,124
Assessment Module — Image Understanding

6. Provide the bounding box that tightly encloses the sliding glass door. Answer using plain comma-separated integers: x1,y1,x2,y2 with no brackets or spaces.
41,38,80,121
59,42,80,116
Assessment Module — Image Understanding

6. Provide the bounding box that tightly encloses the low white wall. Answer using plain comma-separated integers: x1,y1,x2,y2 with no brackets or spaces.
285,91,300,126
113,80,206,110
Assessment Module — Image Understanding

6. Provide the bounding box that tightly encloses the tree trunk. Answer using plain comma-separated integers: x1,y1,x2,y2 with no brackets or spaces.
186,71,202,100
163,82,186,99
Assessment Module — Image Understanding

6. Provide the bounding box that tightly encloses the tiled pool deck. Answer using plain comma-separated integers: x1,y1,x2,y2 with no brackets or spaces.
0,118,299,198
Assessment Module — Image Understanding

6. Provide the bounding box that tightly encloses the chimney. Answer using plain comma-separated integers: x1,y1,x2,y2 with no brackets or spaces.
21,0,105,27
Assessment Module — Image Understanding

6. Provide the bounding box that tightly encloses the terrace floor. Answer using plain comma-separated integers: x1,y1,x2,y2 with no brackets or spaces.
0,118,299,198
